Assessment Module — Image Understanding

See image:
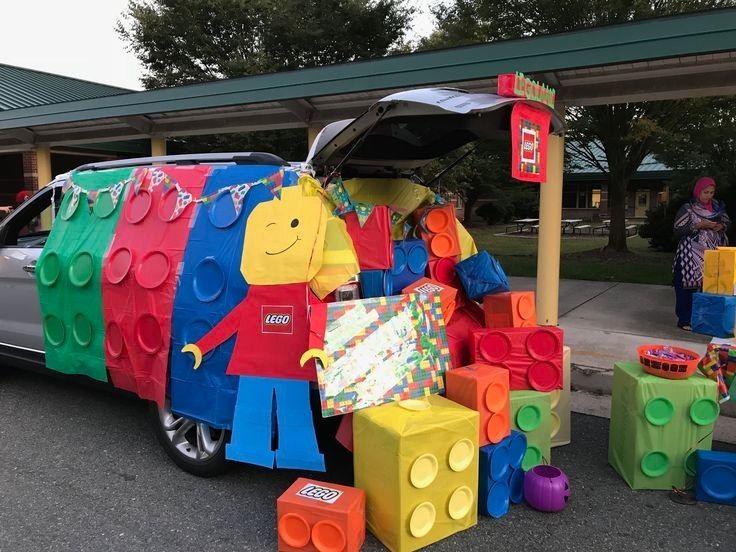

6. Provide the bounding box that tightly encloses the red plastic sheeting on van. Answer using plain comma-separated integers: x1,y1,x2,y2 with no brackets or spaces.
102,166,210,407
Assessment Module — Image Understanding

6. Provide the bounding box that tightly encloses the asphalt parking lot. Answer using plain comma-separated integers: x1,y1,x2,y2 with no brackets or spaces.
1,367,734,552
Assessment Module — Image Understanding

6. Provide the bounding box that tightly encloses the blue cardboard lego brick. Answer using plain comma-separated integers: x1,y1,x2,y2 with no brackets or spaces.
692,292,736,338
359,269,392,298
695,450,736,506
392,239,427,291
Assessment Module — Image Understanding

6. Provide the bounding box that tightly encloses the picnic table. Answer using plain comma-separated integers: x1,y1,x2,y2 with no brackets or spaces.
561,219,583,234
506,218,539,233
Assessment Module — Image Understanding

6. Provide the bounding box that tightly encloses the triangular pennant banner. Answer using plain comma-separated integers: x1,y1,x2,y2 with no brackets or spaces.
353,202,374,227
68,187,80,214
150,168,166,190
171,190,194,220
327,177,354,216
229,183,251,217
109,181,125,210
263,168,283,199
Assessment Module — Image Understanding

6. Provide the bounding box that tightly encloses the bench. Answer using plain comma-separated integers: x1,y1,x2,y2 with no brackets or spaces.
530,224,540,233
572,224,592,235
626,224,638,237
591,225,608,235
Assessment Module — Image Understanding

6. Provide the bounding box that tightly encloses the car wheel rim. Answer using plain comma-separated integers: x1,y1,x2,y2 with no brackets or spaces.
158,402,226,461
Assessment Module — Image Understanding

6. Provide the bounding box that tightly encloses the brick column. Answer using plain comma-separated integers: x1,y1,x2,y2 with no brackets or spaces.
22,150,38,190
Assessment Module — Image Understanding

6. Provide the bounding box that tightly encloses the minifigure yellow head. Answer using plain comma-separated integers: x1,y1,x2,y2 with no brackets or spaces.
242,181,328,285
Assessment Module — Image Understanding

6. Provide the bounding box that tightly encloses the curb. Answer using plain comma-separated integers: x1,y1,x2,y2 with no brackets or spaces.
571,363,736,418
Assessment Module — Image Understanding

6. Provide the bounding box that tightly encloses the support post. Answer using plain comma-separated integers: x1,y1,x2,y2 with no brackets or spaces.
150,137,167,157
35,146,53,230
536,134,565,325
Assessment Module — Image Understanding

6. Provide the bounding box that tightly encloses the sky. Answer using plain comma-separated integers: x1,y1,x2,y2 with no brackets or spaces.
0,0,437,92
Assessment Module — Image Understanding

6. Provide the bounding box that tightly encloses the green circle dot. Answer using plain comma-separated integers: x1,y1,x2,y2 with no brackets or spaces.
516,404,541,432
521,445,542,470
641,450,670,478
684,450,699,477
690,398,719,426
72,314,93,347
39,253,61,286
43,315,66,347
69,252,94,287
644,397,674,426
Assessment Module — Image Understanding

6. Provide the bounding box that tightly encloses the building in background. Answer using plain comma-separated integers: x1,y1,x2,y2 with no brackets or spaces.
0,63,148,208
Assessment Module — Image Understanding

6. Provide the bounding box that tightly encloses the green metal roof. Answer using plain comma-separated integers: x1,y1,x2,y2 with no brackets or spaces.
0,8,734,134
0,63,131,111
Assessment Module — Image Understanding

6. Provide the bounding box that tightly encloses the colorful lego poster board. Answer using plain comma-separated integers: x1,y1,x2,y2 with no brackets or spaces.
510,102,551,183
169,165,297,428
308,293,450,417
36,168,137,381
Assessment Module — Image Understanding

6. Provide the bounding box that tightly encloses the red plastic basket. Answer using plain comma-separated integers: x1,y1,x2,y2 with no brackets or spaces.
637,344,700,380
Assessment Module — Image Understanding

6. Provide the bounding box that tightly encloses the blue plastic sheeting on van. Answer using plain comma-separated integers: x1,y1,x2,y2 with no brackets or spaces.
169,165,297,429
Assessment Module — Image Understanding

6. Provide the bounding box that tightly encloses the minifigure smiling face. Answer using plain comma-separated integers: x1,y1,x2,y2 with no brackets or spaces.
242,185,327,285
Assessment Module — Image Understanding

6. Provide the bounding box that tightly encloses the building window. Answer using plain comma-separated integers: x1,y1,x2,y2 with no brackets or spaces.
563,182,597,208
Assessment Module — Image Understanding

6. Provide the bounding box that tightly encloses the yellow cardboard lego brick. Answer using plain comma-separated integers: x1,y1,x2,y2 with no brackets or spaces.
717,247,736,295
703,249,719,294
354,395,479,552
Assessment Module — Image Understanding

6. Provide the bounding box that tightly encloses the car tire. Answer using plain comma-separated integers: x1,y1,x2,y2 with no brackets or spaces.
149,400,230,477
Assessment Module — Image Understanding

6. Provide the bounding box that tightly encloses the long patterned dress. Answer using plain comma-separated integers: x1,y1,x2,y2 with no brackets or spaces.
673,199,730,289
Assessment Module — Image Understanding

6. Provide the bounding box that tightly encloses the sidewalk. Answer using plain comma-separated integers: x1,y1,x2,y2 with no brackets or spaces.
509,276,736,421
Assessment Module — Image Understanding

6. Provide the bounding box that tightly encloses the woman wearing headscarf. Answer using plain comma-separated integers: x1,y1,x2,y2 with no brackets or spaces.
673,176,730,330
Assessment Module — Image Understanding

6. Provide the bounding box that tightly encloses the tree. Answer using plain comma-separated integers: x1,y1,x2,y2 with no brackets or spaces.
638,96,736,250
422,0,736,251
117,0,413,159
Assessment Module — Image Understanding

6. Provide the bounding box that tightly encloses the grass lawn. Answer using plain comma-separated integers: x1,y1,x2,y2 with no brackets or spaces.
467,225,673,285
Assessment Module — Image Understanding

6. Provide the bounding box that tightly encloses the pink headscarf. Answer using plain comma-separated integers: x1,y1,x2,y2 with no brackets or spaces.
694,176,716,211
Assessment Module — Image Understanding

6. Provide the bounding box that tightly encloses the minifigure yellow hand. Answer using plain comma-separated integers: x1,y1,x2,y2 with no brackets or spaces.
300,348,330,368
182,344,203,370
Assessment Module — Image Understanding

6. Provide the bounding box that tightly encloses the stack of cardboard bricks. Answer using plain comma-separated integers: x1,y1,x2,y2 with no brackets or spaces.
693,247,736,336
277,197,573,552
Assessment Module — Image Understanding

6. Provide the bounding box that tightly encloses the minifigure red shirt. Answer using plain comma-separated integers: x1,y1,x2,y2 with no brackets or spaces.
195,282,317,380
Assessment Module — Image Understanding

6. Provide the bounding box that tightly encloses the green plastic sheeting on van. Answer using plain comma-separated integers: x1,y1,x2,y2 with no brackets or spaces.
608,361,717,490
36,168,134,381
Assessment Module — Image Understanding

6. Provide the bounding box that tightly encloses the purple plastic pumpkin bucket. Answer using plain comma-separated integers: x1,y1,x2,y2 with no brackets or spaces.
523,465,570,512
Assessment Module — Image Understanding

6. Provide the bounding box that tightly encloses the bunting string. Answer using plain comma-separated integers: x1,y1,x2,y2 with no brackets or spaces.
63,166,294,220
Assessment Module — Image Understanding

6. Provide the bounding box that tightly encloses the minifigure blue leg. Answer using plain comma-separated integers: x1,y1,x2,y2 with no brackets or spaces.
225,376,276,468
274,379,325,472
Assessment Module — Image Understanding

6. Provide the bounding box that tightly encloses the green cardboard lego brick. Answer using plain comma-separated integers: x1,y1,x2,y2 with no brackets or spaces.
510,390,552,470
608,361,718,490
36,168,134,381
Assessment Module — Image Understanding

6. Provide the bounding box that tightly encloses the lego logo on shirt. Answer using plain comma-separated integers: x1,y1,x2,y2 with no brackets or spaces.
262,305,294,334
296,483,343,504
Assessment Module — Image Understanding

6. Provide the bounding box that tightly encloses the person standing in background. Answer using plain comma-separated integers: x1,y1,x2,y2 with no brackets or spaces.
673,176,730,330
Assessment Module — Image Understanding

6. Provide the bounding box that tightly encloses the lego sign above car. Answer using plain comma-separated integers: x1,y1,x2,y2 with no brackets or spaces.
497,72,556,109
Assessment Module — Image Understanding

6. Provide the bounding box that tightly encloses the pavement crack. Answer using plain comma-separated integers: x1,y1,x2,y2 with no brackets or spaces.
559,282,621,317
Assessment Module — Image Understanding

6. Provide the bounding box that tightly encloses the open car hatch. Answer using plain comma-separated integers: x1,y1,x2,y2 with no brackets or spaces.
307,87,564,177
